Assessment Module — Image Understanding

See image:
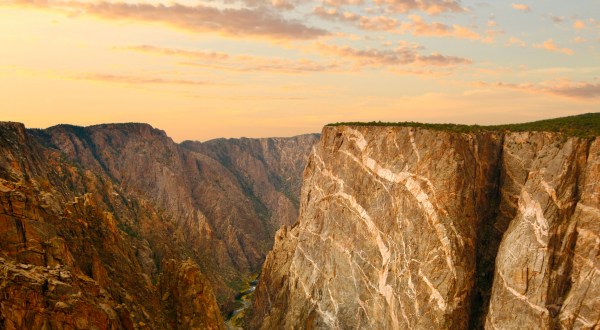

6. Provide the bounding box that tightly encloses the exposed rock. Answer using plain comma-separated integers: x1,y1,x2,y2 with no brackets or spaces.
0,258,124,330
33,124,318,311
160,259,224,330
485,134,600,329
251,125,600,329
0,120,317,327
0,122,224,328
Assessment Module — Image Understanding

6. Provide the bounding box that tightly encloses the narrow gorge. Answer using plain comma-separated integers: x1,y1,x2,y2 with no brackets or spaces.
251,117,600,329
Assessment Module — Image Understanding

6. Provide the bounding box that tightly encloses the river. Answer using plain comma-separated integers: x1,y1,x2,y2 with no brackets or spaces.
225,277,258,330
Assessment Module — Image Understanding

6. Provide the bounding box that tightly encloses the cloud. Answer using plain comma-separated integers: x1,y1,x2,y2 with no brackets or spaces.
359,15,399,31
371,0,464,15
119,45,231,61
316,7,408,34
482,79,600,99
314,6,401,31
533,39,574,55
7,0,328,40
506,37,527,47
573,20,585,30
511,3,531,12
120,45,340,74
400,15,480,39
323,0,364,6
71,73,212,85
313,6,359,22
314,42,471,68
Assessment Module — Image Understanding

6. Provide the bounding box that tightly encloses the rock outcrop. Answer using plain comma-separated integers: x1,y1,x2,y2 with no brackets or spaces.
0,122,224,329
251,124,600,329
31,124,317,310
0,121,317,327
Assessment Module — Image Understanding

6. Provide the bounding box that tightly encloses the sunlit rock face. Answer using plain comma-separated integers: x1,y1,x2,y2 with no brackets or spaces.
486,133,600,329
251,126,600,330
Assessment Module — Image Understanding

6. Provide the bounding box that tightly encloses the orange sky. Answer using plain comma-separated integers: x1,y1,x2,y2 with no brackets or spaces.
0,0,598,141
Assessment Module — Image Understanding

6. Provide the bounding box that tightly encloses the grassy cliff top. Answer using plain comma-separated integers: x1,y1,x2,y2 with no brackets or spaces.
327,113,600,138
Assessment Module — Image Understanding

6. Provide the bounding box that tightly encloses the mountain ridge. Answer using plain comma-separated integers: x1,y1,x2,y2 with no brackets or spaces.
0,120,319,328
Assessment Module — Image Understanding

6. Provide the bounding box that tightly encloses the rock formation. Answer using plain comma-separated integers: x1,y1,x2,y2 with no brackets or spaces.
30,124,317,310
251,123,600,329
0,121,317,327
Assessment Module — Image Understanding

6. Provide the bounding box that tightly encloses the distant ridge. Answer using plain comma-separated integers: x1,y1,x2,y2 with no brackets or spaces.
327,112,600,137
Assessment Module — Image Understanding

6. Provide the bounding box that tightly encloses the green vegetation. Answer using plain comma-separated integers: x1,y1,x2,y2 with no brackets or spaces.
327,112,600,138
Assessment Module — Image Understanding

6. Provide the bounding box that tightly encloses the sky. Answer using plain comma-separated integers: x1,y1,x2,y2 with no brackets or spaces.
0,0,599,141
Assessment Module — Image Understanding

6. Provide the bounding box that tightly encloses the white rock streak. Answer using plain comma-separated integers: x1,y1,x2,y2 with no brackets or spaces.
408,129,421,162
518,191,549,247
344,128,457,278
419,269,447,311
312,150,399,329
497,270,549,315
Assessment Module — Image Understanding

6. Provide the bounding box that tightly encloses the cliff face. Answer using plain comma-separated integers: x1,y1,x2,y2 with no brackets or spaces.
0,121,317,327
251,125,600,329
0,122,224,329
182,134,319,229
32,125,317,309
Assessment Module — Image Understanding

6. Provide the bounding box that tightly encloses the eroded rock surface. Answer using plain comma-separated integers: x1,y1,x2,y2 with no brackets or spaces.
0,121,317,327
251,126,600,330
31,124,317,310
486,134,600,329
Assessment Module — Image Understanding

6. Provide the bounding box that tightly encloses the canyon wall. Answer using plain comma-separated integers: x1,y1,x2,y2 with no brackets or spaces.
31,124,317,310
251,125,600,329
0,122,223,329
0,121,317,327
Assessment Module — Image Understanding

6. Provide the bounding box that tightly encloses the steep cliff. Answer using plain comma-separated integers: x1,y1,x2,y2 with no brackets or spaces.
31,124,317,310
0,121,317,327
0,122,224,329
251,117,600,329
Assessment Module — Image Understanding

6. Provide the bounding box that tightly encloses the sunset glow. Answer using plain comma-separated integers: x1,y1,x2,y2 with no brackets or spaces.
1,0,598,141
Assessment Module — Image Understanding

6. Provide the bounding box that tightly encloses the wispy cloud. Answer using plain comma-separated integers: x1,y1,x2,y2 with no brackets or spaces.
511,3,531,12
400,15,480,39
573,20,585,30
313,9,479,39
533,39,574,55
7,0,328,40
372,0,464,15
506,37,527,47
481,79,600,99
313,6,401,32
314,42,471,68
70,73,214,86
120,45,340,74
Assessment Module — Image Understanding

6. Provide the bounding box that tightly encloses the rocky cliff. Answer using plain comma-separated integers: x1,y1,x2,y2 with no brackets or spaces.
251,119,600,329
30,124,317,311
0,122,224,329
0,121,317,327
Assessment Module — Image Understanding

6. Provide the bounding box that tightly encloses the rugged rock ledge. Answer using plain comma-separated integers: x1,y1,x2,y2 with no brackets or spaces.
251,125,600,329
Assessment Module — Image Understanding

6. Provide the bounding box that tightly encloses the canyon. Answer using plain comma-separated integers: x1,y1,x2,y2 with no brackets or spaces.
251,116,600,329
1,113,599,329
0,121,317,328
